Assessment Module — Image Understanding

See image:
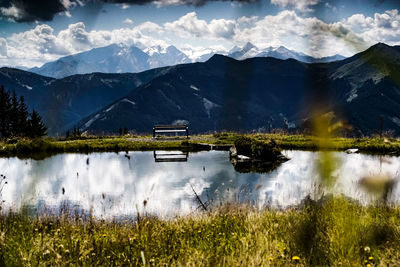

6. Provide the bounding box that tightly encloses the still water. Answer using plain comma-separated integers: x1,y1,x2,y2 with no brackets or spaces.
0,150,400,218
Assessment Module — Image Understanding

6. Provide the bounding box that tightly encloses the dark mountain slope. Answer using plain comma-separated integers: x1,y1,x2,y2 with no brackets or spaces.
78,43,400,135
0,67,168,135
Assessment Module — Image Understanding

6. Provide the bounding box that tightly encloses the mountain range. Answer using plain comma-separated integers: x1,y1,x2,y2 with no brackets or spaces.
228,42,345,63
0,43,399,136
76,43,400,136
28,42,345,79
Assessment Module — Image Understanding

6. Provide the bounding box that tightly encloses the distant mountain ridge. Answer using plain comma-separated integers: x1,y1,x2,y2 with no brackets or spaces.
28,42,345,78
228,42,345,63
29,44,191,79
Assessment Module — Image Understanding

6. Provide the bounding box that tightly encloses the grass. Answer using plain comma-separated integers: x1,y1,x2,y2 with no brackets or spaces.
0,133,399,158
1,196,400,266
212,132,400,154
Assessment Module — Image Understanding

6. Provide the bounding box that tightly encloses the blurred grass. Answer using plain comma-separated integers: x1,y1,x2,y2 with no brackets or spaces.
1,197,400,266
0,133,399,158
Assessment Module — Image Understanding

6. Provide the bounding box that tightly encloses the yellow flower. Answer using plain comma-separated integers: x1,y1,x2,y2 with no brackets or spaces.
292,256,300,262
268,257,273,262
102,234,107,237
368,256,373,261
198,229,202,233
366,264,371,267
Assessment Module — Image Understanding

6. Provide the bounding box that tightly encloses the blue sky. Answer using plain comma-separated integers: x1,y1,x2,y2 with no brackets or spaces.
0,0,399,67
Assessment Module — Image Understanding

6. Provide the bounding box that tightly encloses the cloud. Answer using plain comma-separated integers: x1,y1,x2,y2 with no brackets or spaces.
270,0,320,12
0,38,7,58
0,0,258,22
2,20,168,67
123,18,133,24
119,3,130,9
0,0,77,22
164,12,236,39
1,9,400,68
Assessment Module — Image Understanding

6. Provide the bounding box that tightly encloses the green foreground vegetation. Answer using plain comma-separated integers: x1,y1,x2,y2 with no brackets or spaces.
1,197,399,266
0,132,399,158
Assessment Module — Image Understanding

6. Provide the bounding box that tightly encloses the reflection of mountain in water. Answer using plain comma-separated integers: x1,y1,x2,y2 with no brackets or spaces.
2,151,400,218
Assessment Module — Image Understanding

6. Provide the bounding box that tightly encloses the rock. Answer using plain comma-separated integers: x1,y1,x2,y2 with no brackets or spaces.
237,155,251,161
229,146,237,157
345,148,359,154
229,135,289,173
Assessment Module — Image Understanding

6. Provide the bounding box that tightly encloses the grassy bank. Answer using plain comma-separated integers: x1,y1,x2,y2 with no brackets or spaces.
0,133,399,158
212,132,400,154
1,196,399,266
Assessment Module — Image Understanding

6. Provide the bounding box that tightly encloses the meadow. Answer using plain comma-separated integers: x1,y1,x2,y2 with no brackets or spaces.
1,197,400,266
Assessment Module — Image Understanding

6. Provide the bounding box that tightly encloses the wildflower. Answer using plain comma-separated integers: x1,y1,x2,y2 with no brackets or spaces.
292,256,300,262
102,234,107,237
364,246,371,253
368,256,374,261
366,264,371,267
198,229,201,233
268,257,273,262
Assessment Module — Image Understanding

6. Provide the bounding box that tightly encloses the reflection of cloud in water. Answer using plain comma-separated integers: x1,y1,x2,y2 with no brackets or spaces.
0,151,400,218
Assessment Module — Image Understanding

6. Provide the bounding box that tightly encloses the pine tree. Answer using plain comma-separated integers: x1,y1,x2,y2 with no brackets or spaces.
9,91,19,136
16,96,29,136
0,85,47,139
28,110,47,137
0,86,11,138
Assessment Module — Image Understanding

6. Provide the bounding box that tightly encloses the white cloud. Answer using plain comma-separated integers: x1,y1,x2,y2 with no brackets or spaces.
1,9,400,68
164,12,236,39
120,3,130,9
0,38,7,58
123,18,134,24
0,4,23,21
270,0,320,12
164,12,209,38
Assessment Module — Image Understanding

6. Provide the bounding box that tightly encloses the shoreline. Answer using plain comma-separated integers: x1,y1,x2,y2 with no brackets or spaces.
0,133,399,158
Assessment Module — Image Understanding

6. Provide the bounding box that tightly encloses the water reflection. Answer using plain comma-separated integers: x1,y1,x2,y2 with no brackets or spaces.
154,151,189,162
0,151,400,219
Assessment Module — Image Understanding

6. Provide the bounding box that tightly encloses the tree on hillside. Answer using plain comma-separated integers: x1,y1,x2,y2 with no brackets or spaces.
28,110,47,137
0,86,11,138
16,96,29,136
9,91,19,136
0,85,47,139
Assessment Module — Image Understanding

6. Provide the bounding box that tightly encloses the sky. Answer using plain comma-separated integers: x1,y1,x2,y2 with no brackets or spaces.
0,0,399,68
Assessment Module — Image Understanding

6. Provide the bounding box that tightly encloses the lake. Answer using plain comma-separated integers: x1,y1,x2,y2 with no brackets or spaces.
0,150,399,219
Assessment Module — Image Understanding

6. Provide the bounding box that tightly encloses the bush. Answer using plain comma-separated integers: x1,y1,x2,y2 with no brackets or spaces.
234,135,282,161
233,135,253,156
